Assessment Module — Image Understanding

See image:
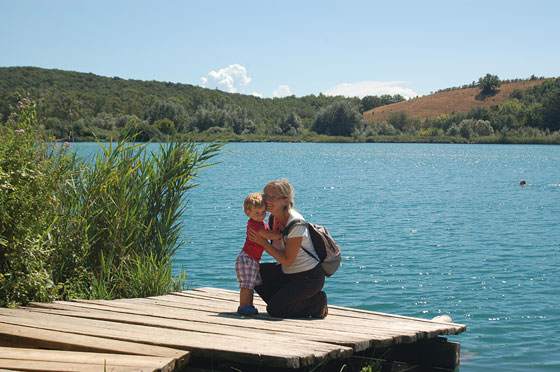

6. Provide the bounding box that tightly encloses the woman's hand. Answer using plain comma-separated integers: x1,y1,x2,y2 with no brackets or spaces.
248,228,267,246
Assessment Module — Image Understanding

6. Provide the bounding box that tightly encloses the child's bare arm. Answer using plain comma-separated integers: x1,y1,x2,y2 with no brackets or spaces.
258,229,283,240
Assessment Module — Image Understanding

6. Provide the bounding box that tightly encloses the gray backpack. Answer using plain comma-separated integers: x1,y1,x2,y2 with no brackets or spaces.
279,217,342,277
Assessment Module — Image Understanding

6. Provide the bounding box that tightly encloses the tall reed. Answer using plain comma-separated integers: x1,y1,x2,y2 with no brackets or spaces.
52,135,222,300
1,99,221,305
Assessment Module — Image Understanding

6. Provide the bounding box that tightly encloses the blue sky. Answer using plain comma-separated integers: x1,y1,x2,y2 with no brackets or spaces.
2,0,559,99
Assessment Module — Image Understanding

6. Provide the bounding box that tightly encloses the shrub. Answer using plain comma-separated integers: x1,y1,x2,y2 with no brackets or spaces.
387,111,421,133
0,99,77,306
479,73,501,94
447,119,494,139
1,99,222,305
312,101,362,136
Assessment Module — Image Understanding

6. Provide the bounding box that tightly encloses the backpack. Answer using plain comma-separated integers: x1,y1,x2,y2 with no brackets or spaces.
269,215,342,277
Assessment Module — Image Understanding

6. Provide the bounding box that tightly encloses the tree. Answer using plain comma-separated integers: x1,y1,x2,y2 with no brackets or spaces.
154,118,176,135
278,112,303,135
386,111,421,133
540,79,560,131
362,94,405,112
312,101,362,136
146,100,188,130
478,74,501,94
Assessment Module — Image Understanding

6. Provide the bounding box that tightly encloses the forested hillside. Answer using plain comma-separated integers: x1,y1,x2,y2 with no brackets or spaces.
1,67,558,143
0,67,402,142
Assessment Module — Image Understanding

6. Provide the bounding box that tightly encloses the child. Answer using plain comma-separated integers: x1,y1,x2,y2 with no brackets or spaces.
236,192,281,315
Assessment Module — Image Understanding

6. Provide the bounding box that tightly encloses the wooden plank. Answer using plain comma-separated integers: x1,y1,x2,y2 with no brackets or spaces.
189,287,467,335
107,296,418,345
71,296,411,345
0,359,141,372
147,294,435,341
140,294,424,337
85,294,435,353
26,306,370,351
0,309,350,368
0,347,176,372
0,323,188,360
3,287,465,370
0,307,346,357
39,298,406,346
28,301,381,351
141,293,442,345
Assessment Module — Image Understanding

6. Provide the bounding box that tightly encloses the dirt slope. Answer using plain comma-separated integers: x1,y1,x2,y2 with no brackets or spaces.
363,79,548,122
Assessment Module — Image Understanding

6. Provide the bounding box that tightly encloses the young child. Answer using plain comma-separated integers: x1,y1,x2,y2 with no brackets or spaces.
236,192,281,315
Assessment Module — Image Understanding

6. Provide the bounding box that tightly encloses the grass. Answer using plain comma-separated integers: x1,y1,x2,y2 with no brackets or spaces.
364,79,551,122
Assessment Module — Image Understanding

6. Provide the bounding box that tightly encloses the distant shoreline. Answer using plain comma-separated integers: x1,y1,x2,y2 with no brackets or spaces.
65,134,560,145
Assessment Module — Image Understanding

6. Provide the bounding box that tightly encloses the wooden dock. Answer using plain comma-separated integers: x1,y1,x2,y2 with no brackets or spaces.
0,287,466,371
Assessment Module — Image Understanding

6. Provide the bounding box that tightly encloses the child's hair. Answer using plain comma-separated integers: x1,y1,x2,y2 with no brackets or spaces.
244,192,265,212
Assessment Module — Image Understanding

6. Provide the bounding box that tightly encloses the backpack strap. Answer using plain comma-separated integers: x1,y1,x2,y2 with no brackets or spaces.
283,219,320,262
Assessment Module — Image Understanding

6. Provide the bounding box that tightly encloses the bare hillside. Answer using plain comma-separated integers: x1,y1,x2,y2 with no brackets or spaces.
363,79,548,122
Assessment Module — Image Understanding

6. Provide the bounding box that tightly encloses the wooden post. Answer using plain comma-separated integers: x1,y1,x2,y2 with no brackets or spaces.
384,336,461,371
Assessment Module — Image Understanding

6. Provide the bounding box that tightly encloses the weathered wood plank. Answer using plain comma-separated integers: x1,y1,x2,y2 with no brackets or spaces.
0,309,350,368
62,297,408,343
26,306,370,351
0,347,176,372
140,298,416,345
0,323,188,360
152,292,447,341
0,359,141,372
2,287,466,370
80,290,462,345
0,307,345,356
189,287,467,335
28,301,381,350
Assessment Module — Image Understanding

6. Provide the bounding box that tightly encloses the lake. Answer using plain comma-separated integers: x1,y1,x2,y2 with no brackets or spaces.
76,142,560,371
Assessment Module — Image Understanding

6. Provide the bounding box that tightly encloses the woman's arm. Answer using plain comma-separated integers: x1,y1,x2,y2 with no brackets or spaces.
248,229,301,267
258,229,283,240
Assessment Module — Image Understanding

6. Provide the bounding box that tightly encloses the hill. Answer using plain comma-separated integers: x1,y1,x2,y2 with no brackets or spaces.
0,66,361,141
1,67,558,143
363,79,550,122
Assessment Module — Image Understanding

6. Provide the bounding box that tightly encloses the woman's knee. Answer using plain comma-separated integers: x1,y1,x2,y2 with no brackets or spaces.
266,304,285,318
266,297,288,317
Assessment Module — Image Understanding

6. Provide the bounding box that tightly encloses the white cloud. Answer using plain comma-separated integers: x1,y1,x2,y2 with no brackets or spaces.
251,92,263,98
200,64,252,93
323,81,419,99
272,85,292,98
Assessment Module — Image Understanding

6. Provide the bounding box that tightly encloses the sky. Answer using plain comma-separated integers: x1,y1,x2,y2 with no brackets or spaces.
1,0,559,99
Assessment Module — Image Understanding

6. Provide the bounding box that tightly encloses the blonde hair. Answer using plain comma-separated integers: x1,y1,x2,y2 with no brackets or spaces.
263,178,294,211
244,192,265,212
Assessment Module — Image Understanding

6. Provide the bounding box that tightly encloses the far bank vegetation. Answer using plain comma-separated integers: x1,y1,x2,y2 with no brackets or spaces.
1,67,559,144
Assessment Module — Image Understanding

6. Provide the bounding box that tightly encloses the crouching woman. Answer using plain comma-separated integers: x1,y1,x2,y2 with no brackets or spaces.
248,179,328,318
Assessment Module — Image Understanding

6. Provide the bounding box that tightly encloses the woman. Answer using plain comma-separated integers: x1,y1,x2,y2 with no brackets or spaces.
248,178,328,318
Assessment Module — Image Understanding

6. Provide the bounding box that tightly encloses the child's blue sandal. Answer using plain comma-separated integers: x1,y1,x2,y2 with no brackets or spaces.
237,305,258,315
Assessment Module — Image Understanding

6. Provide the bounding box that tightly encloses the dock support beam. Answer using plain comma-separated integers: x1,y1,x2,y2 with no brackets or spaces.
329,337,460,372
378,336,461,371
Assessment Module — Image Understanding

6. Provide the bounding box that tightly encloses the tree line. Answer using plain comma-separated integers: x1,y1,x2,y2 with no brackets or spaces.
0,67,558,143
0,67,403,142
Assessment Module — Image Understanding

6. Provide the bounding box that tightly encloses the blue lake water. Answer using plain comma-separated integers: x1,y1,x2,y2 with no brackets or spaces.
75,142,560,371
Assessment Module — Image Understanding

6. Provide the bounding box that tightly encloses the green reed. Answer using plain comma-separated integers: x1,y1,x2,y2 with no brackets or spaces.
1,99,221,305
55,135,221,300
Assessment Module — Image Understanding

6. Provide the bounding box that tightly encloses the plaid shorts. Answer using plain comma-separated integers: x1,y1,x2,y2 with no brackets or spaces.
236,250,262,289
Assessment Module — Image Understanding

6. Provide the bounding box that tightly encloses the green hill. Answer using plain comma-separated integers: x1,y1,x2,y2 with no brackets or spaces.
1,67,559,143
0,66,359,141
